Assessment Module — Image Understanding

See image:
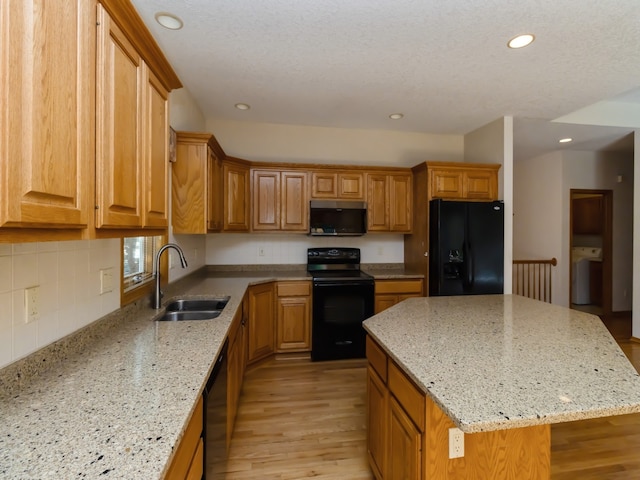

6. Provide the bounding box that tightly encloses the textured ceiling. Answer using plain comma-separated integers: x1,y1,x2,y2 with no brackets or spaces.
131,0,639,158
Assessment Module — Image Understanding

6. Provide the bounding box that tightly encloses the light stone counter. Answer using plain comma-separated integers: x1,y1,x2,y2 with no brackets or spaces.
0,270,306,480
363,294,640,434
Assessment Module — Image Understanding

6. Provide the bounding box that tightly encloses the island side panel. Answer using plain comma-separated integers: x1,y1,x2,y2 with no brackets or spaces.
425,397,551,479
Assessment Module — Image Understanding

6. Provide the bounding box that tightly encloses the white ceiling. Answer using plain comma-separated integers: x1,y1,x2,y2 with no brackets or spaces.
130,0,640,161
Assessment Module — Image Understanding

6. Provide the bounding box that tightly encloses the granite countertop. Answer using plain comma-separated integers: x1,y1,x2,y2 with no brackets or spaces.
363,294,640,434
0,266,421,479
0,270,303,480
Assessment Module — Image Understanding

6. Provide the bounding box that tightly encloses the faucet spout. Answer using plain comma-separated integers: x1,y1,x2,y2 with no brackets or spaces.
153,243,188,309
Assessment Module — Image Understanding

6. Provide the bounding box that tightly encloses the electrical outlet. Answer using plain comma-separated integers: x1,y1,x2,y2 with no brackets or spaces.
24,286,39,323
258,247,265,257
377,246,384,256
449,427,464,459
100,268,113,294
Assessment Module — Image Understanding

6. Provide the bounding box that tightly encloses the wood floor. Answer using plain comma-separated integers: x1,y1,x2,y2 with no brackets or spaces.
223,315,640,479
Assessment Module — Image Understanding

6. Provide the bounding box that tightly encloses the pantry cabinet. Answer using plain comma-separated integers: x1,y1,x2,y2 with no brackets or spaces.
367,173,412,232
252,170,308,232
276,281,311,352
0,0,95,232
311,171,365,200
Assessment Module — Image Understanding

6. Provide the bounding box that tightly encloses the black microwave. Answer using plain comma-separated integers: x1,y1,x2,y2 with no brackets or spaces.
309,200,367,236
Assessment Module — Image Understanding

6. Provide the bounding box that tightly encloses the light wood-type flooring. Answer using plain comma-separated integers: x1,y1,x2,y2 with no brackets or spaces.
223,314,640,479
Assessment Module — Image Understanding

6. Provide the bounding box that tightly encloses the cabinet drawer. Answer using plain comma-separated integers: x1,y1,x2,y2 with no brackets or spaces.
375,279,423,295
388,361,425,431
277,281,311,297
366,336,388,382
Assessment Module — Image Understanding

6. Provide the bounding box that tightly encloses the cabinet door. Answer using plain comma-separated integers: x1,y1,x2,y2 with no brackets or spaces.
252,170,280,231
311,172,337,198
276,295,311,352
389,174,412,232
142,65,169,228
367,366,388,480
248,283,275,364
572,196,603,235
389,396,422,480
172,140,207,234
375,295,399,314
367,174,389,231
0,0,94,229
464,169,497,200
96,5,143,228
224,162,250,231
430,169,463,199
338,173,365,199
281,172,308,231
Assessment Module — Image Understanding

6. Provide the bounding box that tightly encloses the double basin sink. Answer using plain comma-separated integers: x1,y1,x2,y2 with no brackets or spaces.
157,297,230,321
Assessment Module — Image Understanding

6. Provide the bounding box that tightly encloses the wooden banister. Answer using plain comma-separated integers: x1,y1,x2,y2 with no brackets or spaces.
512,258,557,303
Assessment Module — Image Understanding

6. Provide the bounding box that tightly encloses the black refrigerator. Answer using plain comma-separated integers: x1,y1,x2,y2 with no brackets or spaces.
429,199,504,296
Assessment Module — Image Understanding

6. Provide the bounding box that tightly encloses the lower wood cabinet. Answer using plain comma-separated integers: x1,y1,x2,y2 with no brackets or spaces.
374,279,423,314
164,396,203,480
366,335,551,480
227,299,247,447
276,281,311,352
247,282,276,364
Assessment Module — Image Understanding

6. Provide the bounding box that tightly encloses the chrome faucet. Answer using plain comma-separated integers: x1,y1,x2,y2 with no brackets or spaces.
153,243,188,309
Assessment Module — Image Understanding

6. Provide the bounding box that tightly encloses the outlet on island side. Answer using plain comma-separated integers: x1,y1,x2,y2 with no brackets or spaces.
449,427,464,459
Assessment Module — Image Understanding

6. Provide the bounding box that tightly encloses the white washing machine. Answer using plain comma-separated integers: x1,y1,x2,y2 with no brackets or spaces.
571,247,602,305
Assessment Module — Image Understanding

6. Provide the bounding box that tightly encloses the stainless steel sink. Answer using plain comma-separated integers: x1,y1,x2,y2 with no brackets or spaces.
156,296,230,321
166,298,229,312
158,310,223,322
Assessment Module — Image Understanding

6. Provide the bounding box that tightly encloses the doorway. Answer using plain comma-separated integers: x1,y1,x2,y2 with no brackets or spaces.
569,189,613,316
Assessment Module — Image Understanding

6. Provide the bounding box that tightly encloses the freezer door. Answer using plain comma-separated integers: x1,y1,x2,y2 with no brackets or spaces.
429,199,466,296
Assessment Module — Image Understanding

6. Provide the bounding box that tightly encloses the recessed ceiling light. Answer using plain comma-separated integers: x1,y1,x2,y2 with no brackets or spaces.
389,113,404,120
155,12,183,30
235,103,251,111
559,138,573,143
507,34,535,49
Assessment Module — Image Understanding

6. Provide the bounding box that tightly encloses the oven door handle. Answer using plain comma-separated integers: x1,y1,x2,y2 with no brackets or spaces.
313,281,374,288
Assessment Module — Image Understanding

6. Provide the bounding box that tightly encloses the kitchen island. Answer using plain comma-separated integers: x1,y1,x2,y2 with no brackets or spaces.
363,295,640,479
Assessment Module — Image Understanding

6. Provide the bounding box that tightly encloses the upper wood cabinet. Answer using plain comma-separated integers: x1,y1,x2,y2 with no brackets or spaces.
223,159,251,232
172,132,225,234
367,172,412,233
427,162,499,201
96,5,172,230
572,196,603,235
311,171,364,200
252,170,308,232
0,0,95,231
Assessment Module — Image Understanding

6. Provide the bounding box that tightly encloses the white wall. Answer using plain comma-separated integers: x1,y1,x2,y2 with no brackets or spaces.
464,117,514,295
169,87,206,132
513,151,564,303
513,149,634,310
206,233,404,265
0,240,121,369
206,118,464,166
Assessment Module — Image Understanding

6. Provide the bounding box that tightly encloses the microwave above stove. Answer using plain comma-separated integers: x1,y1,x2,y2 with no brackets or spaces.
309,200,367,236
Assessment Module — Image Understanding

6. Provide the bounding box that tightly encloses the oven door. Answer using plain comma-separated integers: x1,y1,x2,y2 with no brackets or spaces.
311,280,374,361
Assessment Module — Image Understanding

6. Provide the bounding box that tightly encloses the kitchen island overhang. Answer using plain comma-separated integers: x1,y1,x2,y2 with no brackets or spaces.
363,294,640,479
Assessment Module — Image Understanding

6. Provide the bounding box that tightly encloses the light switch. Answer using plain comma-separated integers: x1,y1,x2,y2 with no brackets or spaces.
100,268,114,294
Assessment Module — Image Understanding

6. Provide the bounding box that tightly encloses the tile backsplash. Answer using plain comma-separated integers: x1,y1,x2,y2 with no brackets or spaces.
0,239,121,369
